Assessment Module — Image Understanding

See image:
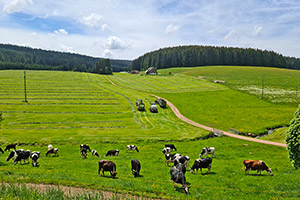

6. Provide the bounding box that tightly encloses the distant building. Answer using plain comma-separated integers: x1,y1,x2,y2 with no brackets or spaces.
145,67,157,75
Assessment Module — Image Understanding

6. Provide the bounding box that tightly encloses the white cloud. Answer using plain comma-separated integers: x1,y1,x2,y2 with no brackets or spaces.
80,13,102,27
165,24,179,34
59,44,75,53
224,30,238,40
2,0,33,14
49,29,68,37
102,49,113,58
253,25,262,36
106,36,130,50
101,24,108,31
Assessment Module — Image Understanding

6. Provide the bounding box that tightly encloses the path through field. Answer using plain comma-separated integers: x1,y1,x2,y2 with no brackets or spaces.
104,76,287,148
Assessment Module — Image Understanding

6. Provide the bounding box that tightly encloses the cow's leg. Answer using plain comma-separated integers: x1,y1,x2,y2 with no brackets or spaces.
200,168,203,174
98,167,101,175
208,164,211,173
102,169,105,176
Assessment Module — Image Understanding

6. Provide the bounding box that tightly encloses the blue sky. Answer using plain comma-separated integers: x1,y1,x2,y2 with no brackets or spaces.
0,0,299,60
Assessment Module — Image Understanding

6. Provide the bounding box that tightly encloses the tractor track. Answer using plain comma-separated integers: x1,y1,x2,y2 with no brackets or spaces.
104,76,287,148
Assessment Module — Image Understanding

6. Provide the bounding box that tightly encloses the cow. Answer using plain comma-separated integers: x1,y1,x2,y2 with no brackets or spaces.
104,150,119,157
80,144,91,152
6,149,24,162
190,157,212,174
30,151,40,167
165,144,177,151
81,148,87,159
13,150,31,165
126,145,139,153
165,153,181,166
199,147,215,158
170,163,189,194
174,155,190,168
162,147,171,155
131,159,141,178
98,160,117,178
92,149,99,157
243,160,273,176
5,143,17,151
0,147,4,154
46,145,58,157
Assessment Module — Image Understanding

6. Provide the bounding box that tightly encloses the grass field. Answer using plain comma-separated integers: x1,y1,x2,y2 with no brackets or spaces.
0,69,299,199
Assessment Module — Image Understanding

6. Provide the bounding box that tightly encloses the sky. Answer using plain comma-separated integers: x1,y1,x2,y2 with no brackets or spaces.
0,0,299,60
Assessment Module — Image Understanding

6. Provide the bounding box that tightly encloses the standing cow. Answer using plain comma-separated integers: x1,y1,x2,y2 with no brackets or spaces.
92,150,99,157
131,159,141,178
81,148,87,159
5,143,17,151
199,147,215,158
6,149,24,162
170,163,189,194
46,144,58,157
165,144,177,151
104,150,119,157
126,145,139,153
13,150,31,165
30,151,40,167
80,144,91,152
190,157,212,174
98,160,117,178
243,160,273,176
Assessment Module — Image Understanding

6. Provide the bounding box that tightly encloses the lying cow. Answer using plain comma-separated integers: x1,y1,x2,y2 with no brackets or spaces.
30,151,40,167
190,157,212,174
131,159,141,178
0,147,4,154
126,145,139,153
98,160,117,178
81,148,87,159
5,143,17,151
170,163,189,194
6,149,24,162
199,147,215,158
80,144,91,152
14,150,31,165
105,150,119,157
92,149,99,157
243,160,273,176
165,144,177,151
46,145,58,157
162,147,171,155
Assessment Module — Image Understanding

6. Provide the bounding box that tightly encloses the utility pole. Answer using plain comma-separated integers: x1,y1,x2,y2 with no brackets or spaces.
24,71,28,102
261,74,265,99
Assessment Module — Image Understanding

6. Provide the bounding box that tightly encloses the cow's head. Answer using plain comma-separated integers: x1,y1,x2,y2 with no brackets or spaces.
267,168,273,176
111,171,117,178
6,151,16,161
133,170,139,178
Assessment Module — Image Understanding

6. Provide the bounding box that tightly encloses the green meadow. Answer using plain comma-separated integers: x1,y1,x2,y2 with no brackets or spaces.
0,68,299,199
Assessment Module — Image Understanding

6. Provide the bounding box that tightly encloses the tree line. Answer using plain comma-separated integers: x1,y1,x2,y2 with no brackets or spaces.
131,45,300,71
0,44,132,74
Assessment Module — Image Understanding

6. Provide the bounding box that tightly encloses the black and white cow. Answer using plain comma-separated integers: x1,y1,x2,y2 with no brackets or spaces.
165,144,177,151
81,148,87,159
14,150,31,165
126,145,139,153
162,147,171,155
174,155,190,168
131,159,141,178
46,144,58,157
170,163,189,194
30,151,40,167
104,150,119,157
190,157,212,174
5,143,17,151
6,149,24,162
92,149,99,157
165,153,181,166
199,147,215,158
80,144,91,152
0,147,4,154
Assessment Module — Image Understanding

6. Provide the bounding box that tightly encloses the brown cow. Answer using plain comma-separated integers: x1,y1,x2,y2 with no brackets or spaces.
98,160,117,178
243,160,273,176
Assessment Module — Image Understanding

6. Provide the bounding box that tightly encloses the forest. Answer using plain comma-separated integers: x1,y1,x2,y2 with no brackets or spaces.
131,45,300,71
0,44,131,73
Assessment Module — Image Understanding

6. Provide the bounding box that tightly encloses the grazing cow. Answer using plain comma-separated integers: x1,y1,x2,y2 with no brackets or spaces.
14,150,31,165
0,147,4,154
5,143,17,151
92,149,99,157
126,145,139,153
6,149,24,162
190,157,212,174
162,147,171,155
165,144,177,151
98,160,117,178
104,150,119,157
30,151,40,167
174,155,190,168
165,153,181,166
46,145,58,157
80,144,91,152
81,148,87,159
170,163,189,194
199,147,215,158
131,159,141,178
243,160,273,176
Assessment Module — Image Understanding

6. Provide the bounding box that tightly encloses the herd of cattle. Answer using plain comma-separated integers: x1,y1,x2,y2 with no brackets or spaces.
0,143,273,195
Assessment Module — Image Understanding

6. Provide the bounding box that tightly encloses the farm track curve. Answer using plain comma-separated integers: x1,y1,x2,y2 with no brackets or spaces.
104,76,287,148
